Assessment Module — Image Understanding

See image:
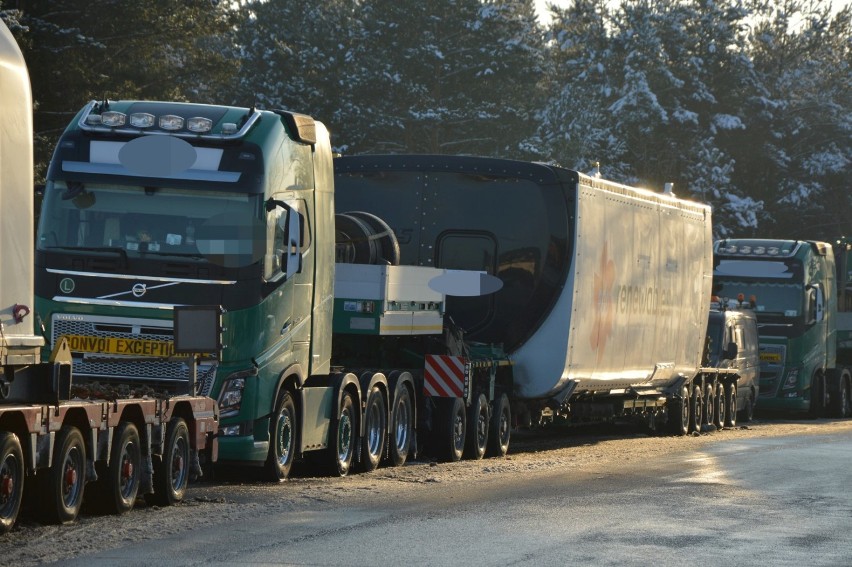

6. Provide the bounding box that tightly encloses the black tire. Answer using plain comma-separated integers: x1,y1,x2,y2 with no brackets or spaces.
487,393,511,457
465,393,489,460
725,383,738,427
809,373,825,419
703,382,715,428
101,422,141,514
146,418,190,506
360,386,387,472
713,382,725,429
38,425,86,524
689,383,703,433
435,397,466,462
264,391,297,481
388,383,414,467
667,384,690,436
828,375,851,418
330,391,357,477
0,432,24,534
739,387,754,423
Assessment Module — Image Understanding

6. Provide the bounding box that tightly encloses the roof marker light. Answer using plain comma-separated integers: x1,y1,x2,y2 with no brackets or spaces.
187,117,213,133
130,113,155,128
221,123,238,135
85,114,103,126
159,115,184,131
101,111,126,127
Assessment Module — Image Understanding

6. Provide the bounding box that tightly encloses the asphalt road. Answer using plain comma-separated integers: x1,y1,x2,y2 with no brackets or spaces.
31,420,852,567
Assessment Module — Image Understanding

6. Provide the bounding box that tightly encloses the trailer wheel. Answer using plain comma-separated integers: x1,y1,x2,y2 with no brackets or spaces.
101,422,141,514
689,384,703,433
146,418,190,506
264,391,297,481
828,375,851,418
465,393,489,460
667,385,690,436
388,383,413,467
436,397,466,462
713,382,726,429
487,393,511,457
38,425,86,524
330,390,357,476
0,432,24,533
725,383,738,427
703,382,715,428
360,385,387,472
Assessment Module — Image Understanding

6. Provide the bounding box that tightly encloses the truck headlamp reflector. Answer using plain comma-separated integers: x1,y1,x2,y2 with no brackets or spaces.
130,112,155,128
159,114,184,131
187,117,213,133
783,368,800,389
219,377,246,417
101,111,126,127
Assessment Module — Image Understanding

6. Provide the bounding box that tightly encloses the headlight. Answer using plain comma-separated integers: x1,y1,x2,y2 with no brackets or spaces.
783,368,800,389
219,377,245,418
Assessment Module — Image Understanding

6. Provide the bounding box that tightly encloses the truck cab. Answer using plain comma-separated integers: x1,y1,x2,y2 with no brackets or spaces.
705,303,760,421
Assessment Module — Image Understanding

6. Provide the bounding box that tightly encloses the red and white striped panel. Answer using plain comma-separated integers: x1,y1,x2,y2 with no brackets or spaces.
424,354,466,397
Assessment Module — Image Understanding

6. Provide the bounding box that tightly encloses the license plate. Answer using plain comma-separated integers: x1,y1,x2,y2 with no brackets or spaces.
760,352,781,363
61,334,178,357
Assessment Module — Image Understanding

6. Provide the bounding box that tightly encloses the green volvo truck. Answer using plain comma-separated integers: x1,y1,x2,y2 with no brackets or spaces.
713,239,852,417
35,97,752,482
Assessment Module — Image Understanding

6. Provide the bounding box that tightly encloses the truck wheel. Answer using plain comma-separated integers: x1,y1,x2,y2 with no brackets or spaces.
146,418,190,506
713,382,726,429
0,432,24,534
360,386,387,472
828,375,851,418
436,397,466,462
265,391,297,481
38,425,86,524
738,388,754,423
330,390,357,476
487,393,511,457
464,393,489,460
102,422,141,514
388,383,413,467
689,384,703,433
809,373,825,419
725,383,738,427
703,382,715,428
667,385,690,436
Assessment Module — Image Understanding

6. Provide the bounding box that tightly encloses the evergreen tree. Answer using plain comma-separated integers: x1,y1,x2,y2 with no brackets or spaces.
12,0,238,183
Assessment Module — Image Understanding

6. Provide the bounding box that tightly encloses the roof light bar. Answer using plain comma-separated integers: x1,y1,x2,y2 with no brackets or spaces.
187,117,213,133
159,115,184,131
130,113,155,128
101,111,126,127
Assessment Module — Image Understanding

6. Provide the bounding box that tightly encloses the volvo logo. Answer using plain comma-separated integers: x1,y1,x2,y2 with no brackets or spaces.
132,283,147,298
59,278,75,294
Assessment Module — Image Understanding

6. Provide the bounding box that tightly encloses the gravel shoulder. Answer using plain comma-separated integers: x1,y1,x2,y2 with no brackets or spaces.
4,417,851,565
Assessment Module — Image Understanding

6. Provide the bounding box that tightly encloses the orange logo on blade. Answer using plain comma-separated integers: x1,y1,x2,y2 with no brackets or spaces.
590,242,615,364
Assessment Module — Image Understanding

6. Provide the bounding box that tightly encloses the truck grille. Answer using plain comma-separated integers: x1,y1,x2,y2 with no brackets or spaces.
758,343,785,397
52,315,217,395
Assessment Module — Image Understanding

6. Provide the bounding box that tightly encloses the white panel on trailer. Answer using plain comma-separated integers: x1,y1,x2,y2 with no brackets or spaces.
0,22,43,353
511,175,712,399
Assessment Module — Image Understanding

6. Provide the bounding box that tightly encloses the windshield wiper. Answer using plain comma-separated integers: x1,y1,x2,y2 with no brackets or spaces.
44,246,128,267
146,251,205,260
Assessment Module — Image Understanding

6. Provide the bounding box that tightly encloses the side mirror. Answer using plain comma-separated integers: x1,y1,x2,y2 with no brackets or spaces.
725,341,738,359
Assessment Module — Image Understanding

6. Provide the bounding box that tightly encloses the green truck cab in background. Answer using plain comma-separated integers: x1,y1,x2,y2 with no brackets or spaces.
713,239,852,417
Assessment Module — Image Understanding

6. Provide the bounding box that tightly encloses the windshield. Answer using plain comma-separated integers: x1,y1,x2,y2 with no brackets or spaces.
714,280,803,317
37,181,264,268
